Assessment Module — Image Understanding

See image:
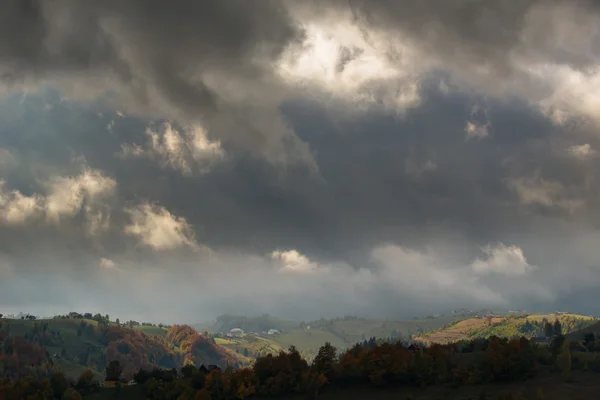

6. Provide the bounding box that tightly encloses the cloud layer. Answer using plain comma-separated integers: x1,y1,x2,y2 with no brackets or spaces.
2,1,600,323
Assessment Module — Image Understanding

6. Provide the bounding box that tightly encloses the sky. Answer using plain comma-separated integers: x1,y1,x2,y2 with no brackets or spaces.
2,0,600,324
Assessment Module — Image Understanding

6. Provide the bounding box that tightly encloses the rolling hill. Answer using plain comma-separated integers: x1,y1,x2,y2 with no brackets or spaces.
192,314,298,334
415,313,597,344
195,314,461,359
566,320,600,341
0,316,242,381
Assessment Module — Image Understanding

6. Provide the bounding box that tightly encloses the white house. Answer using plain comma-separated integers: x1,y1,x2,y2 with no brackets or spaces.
230,328,244,337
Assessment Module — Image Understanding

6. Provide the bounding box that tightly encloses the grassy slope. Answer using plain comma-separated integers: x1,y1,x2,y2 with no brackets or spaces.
131,325,167,337
198,316,457,359
526,313,595,322
417,317,505,345
567,320,600,341
327,316,458,343
270,316,459,354
417,313,597,344
215,334,284,357
271,330,346,355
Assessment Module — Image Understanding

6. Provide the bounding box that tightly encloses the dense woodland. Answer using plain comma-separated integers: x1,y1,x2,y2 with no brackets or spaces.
0,317,240,382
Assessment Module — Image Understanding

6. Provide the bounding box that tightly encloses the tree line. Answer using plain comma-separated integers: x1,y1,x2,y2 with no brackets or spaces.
7,331,600,399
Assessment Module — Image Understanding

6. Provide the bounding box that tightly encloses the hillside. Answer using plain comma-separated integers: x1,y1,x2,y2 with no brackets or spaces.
567,320,600,341
416,313,597,344
215,334,284,358
165,324,245,367
0,316,240,381
196,314,459,360
132,324,168,337
321,315,458,343
193,314,298,334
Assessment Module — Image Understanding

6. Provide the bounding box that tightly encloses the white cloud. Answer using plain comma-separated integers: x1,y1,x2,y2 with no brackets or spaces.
0,181,44,224
121,122,224,175
1,240,555,323
370,245,506,305
120,143,144,157
280,3,600,130
99,258,117,269
44,169,116,235
465,121,490,140
512,3,600,125
568,143,597,160
276,17,423,113
45,169,116,222
471,243,536,277
506,173,583,212
531,65,600,126
270,249,321,274
124,203,199,251
0,169,116,234
464,103,491,140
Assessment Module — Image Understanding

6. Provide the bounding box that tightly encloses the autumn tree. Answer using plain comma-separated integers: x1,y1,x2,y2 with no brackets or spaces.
312,342,338,381
543,320,554,338
553,319,562,336
584,332,595,350
549,335,566,358
133,369,152,385
50,371,70,399
555,340,571,381
305,371,327,400
63,387,83,400
181,363,196,379
106,359,123,382
75,369,98,395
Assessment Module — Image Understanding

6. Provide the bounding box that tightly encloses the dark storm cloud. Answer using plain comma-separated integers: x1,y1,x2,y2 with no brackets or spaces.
291,0,600,108
2,1,600,322
341,0,599,68
0,0,313,165
1,0,599,164
0,0,298,87
2,81,600,323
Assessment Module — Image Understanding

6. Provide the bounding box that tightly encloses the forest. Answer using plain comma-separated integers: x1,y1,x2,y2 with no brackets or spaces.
3,318,600,399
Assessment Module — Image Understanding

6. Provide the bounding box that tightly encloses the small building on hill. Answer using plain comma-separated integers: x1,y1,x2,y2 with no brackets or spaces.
267,329,280,335
230,328,244,337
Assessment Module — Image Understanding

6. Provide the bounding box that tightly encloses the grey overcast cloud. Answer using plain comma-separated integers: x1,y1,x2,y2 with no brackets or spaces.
1,0,600,324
